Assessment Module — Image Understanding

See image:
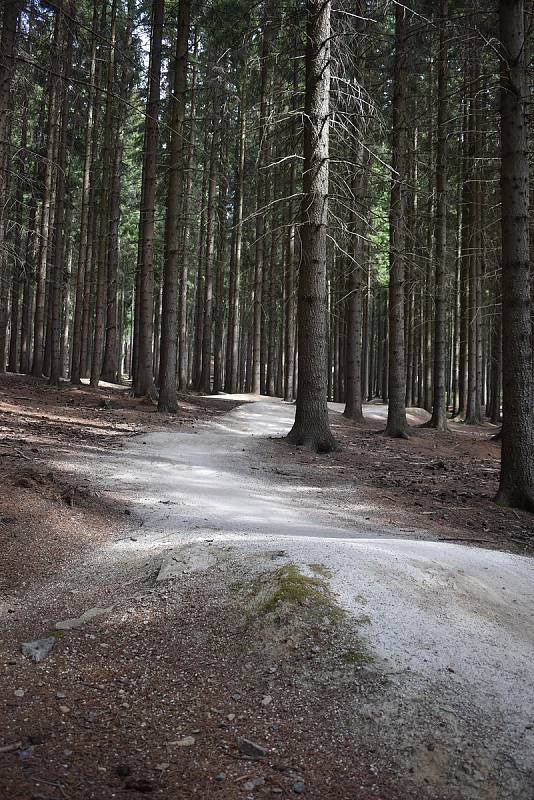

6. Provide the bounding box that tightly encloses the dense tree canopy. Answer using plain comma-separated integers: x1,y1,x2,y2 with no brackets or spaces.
0,0,533,508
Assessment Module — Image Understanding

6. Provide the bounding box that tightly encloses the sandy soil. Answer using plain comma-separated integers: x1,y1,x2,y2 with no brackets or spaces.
1,380,533,800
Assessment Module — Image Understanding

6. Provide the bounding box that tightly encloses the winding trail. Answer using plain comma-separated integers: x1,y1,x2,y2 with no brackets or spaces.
82,396,534,798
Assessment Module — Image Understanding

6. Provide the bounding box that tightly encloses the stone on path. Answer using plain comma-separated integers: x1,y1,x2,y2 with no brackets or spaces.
21,637,56,662
55,606,113,631
236,737,267,758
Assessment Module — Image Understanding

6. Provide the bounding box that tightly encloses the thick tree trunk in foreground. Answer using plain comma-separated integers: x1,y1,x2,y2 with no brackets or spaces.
158,0,191,411
427,0,448,429
287,0,337,453
134,0,164,397
496,0,534,510
385,4,409,437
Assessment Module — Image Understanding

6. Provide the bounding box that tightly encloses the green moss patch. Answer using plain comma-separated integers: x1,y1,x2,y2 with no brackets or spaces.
246,563,345,624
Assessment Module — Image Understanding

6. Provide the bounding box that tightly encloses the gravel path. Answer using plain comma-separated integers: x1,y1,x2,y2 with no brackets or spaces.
78,396,534,799
4,396,533,799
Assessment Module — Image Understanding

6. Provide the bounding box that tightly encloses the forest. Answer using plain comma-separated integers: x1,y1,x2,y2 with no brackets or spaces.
1,1,534,799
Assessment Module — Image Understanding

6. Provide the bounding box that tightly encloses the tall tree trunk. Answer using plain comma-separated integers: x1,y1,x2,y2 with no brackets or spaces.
496,0,534,510
200,87,221,394
385,4,409,437
90,0,118,387
0,0,22,371
225,78,246,394
49,5,72,385
427,0,449,429
251,0,274,394
134,0,164,397
158,0,191,411
70,0,99,384
32,5,63,377
287,0,336,452
344,146,368,421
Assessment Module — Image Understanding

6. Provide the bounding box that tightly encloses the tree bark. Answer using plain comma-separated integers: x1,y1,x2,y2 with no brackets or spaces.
287,0,337,452
495,0,534,510
134,0,164,397
427,0,449,429
385,4,409,437
70,0,99,385
158,0,191,411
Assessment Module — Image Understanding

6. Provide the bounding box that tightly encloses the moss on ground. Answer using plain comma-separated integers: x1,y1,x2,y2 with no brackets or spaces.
245,563,345,624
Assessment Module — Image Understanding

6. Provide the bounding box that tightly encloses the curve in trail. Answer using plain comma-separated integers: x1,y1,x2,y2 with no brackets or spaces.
90,396,534,797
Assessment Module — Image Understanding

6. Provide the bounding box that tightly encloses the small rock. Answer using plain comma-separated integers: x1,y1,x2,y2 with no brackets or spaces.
56,691,66,699
21,636,56,664
293,781,305,794
55,606,113,631
261,695,272,706
237,737,267,758
215,772,226,782
232,692,241,701
227,713,236,721
18,745,34,760
174,736,195,747
59,705,70,714
14,688,25,698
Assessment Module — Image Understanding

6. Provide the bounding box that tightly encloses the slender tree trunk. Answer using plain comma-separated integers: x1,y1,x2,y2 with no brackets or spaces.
427,0,449,429
496,0,534,510
158,0,191,411
251,0,274,394
70,0,99,385
0,0,22,371
32,5,63,377
200,88,221,394
134,0,164,397
287,0,336,452
385,5,409,437
344,147,368,421
90,0,118,387
225,78,246,394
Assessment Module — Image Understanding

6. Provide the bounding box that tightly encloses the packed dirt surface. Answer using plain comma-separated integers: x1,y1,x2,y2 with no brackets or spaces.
1,379,533,800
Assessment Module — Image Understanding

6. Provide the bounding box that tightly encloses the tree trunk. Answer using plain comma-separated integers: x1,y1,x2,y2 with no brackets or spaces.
200,87,221,394
0,0,22,371
158,0,191,411
385,4,409,437
225,78,246,394
90,0,118,387
427,0,448,429
344,137,368,422
134,0,164,397
70,0,99,385
251,0,274,394
287,0,337,452
32,5,63,377
496,0,534,510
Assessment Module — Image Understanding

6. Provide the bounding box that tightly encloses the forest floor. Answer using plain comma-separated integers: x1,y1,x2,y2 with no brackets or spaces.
1,374,533,800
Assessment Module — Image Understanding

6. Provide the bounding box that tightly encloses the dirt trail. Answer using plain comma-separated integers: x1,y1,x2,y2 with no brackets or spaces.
2,396,534,799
